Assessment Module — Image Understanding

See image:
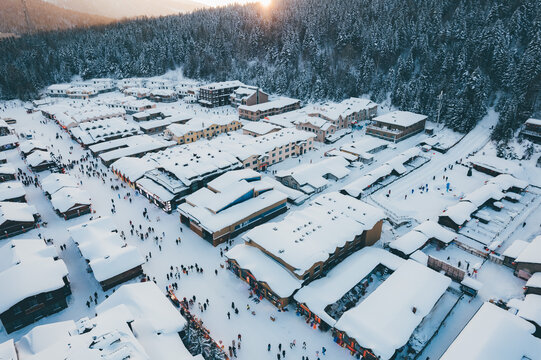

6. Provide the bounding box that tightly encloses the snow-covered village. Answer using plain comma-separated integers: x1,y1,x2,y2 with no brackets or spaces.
0,1,540,360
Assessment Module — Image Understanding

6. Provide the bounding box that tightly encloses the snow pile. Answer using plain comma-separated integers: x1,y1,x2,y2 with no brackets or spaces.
243,192,385,276
389,220,457,256
508,294,541,328
0,239,68,314
334,260,451,360
441,302,541,360
67,217,144,283
294,247,404,326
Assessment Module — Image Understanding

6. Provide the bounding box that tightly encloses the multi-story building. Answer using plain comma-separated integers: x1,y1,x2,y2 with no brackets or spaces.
521,118,541,143
178,169,288,246
164,115,242,145
307,97,378,130
198,80,244,107
366,110,427,142
217,129,316,171
239,97,301,121
295,116,337,142
226,192,385,308
230,86,269,108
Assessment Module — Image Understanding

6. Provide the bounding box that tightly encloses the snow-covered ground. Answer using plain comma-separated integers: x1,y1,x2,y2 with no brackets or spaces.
0,89,539,360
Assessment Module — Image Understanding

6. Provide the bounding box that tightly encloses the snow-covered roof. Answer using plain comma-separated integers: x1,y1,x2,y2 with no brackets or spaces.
226,243,303,298
334,260,451,360
68,217,144,283
509,294,541,327
462,183,504,207
308,98,377,120
26,150,53,167
0,181,25,201
526,272,541,290
41,173,79,196
294,247,404,326
178,169,287,233
50,187,91,213
263,108,309,128
515,235,541,264
242,121,281,135
111,156,157,183
440,200,477,226
243,192,385,276
200,80,243,90
441,302,541,360
342,147,420,197
0,339,16,360
165,115,238,137
137,141,243,195
373,110,427,127
488,173,529,191
14,308,149,360
96,282,193,360
325,149,359,162
0,201,37,224
0,164,16,175
200,128,315,162
276,156,350,192
138,118,172,130
502,239,530,259
93,135,174,164
69,117,140,145
239,97,299,113
19,140,46,155
340,137,389,156
0,239,68,314
0,135,18,148
525,118,541,126
389,221,457,256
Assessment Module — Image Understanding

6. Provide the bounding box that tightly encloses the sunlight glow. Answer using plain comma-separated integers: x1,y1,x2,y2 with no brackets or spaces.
259,0,272,7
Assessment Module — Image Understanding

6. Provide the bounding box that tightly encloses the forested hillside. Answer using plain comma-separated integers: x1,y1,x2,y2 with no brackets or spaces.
0,0,112,34
0,0,540,139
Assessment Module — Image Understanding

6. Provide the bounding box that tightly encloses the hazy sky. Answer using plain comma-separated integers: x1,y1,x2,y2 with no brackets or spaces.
196,0,260,6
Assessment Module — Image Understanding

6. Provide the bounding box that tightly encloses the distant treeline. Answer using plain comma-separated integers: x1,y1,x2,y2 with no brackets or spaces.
0,0,540,140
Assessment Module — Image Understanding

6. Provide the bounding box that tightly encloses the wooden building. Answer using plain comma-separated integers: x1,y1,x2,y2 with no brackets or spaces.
0,239,70,334
0,202,39,239
366,110,427,142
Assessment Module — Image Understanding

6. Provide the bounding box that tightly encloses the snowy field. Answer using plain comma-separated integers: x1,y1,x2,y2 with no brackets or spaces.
0,89,539,360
